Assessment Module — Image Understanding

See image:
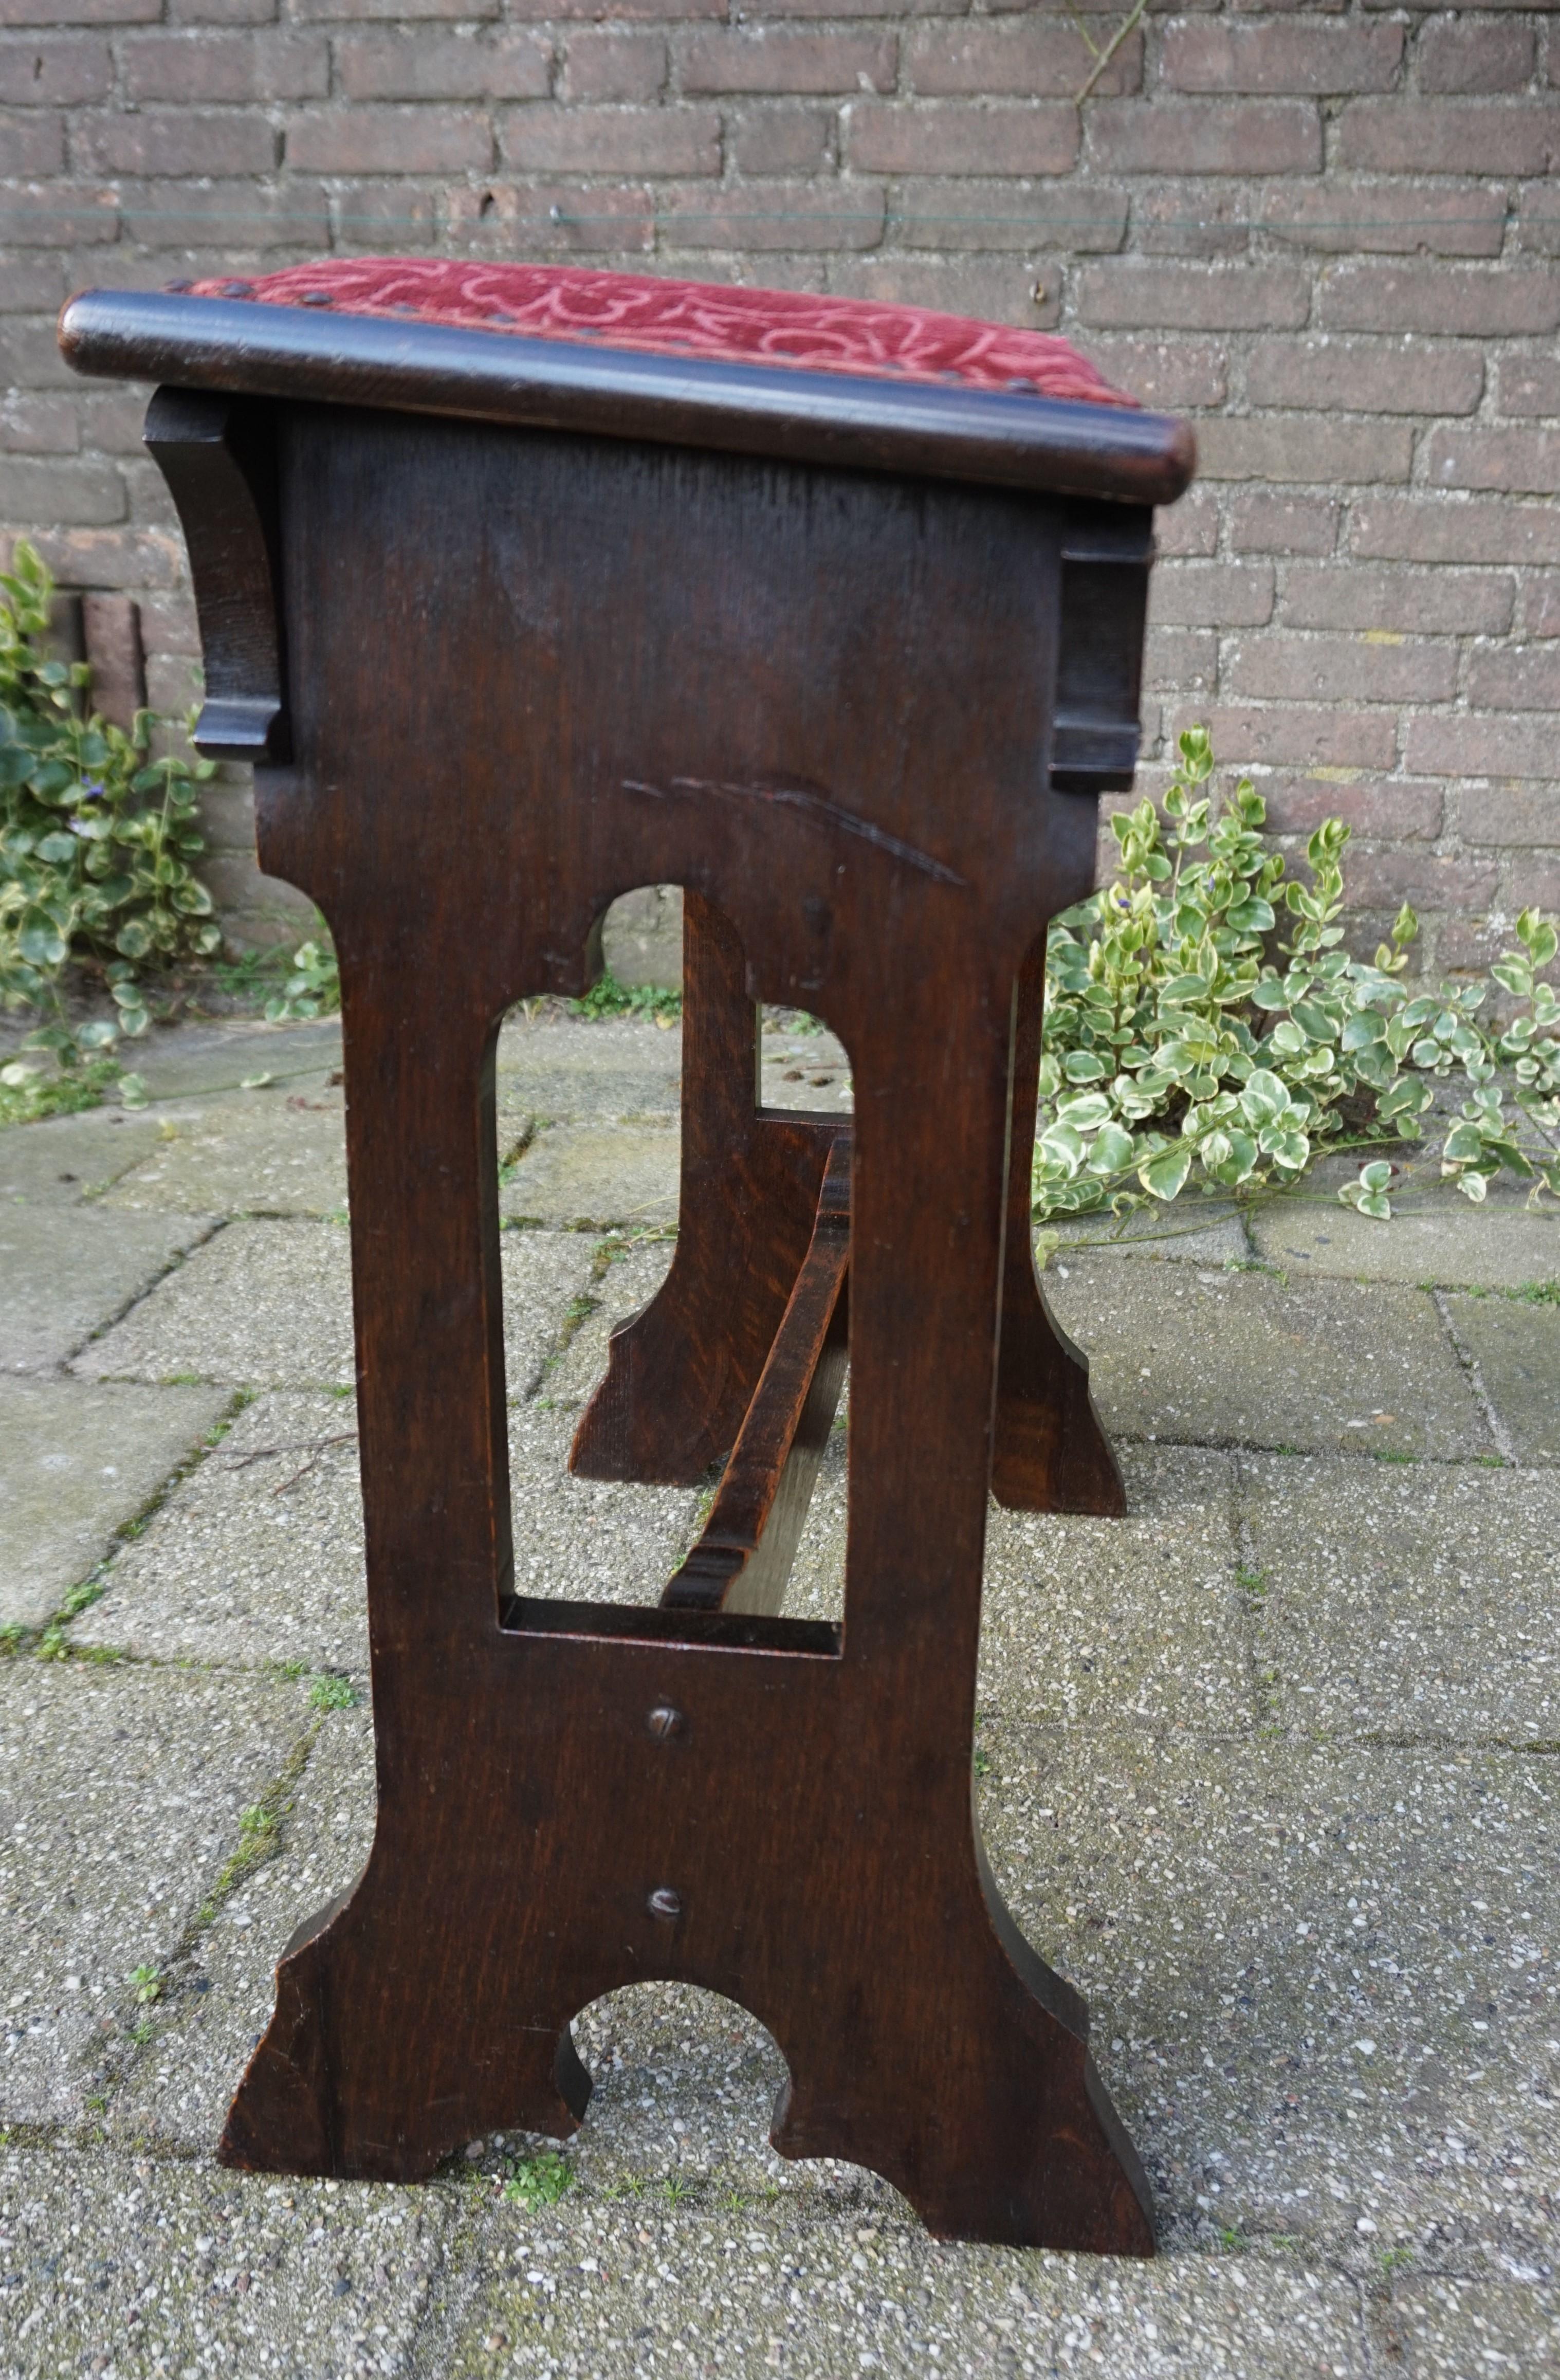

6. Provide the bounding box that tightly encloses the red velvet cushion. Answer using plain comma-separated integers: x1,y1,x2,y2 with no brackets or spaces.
176,259,1133,408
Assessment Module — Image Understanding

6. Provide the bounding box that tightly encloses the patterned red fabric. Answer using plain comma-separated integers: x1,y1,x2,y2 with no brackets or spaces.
175,258,1134,408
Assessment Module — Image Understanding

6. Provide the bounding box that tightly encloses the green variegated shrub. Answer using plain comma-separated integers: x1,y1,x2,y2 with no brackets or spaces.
1035,727,1560,1224
0,538,219,1095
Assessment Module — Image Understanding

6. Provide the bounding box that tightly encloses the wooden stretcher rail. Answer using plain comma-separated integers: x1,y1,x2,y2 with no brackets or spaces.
662,1134,851,1619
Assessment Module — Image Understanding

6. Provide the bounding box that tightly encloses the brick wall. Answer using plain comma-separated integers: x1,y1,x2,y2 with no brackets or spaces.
1,0,1557,969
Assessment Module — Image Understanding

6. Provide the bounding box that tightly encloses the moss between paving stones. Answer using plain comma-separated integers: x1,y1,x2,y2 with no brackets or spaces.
1441,1294,1560,1467
71,1220,600,1398
0,1664,318,2129
0,1377,229,1630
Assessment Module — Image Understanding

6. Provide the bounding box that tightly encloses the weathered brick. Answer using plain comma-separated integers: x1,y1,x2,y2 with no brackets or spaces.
1339,99,1560,174
122,31,328,100
0,253,63,307
0,109,60,174
1524,579,1560,638
892,179,1124,255
0,389,78,452
1256,774,1443,842
1281,563,1513,636
1229,630,1457,705
444,179,653,253
1165,701,1398,770
169,0,278,21
8,524,182,587
1405,715,1560,779
753,0,944,16
1424,425,1560,496
659,179,883,251
80,387,152,454
1150,561,1275,628
330,180,435,244
561,30,666,103
1132,182,1252,261
287,105,491,173
1516,182,1560,257
1161,19,1403,95
1087,99,1320,175
1466,644,1560,713
0,454,123,524
1199,417,1412,486
1143,624,1216,692
1258,180,1507,258
1245,335,1483,417
905,20,1138,99
1,179,116,243
829,257,1061,329
1343,846,1499,909
843,102,1078,177
0,0,155,21
1498,357,1560,417
505,0,720,19
1350,496,1560,566
137,588,201,656
499,104,719,175
337,33,550,101
681,29,894,95
76,110,278,176
1318,264,1560,337
1230,492,1341,554
1418,14,1535,94
1456,785,1560,845
0,34,111,103
113,176,329,247
0,315,77,385
1500,853,1560,917
729,106,832,176
1082,338,1226,411
1076,261,1309,331
294,0,498,17
1154,485,1219,558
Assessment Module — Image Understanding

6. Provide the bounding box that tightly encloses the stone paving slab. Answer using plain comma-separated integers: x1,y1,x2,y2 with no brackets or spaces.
125,1014,342,1104
70,1389,368,1676
0,1206,214,1377
1441,1295,1560,1467
1367,2274,1560,2377
0,2140,450,2380
1241,1453,1560,1743
0,1663,315,2127
109,1707,375,2153
1252,1175,1560,1295
102,1086,349,1218
0,1378,228,1630
496,1017,682,1122
431,2191,1370,2380
501,1123,680,1232
1049,1203,1253,1266
1047,1262,1491,1461
73,1220,598,1396
508,1403,704,1610
0,1108,163,1209
979,1447,1252,1734
758,1022,852,1115
979,1725,1558,2266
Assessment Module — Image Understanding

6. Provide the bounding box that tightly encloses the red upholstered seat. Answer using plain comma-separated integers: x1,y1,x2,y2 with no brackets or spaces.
176,259,1134,409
